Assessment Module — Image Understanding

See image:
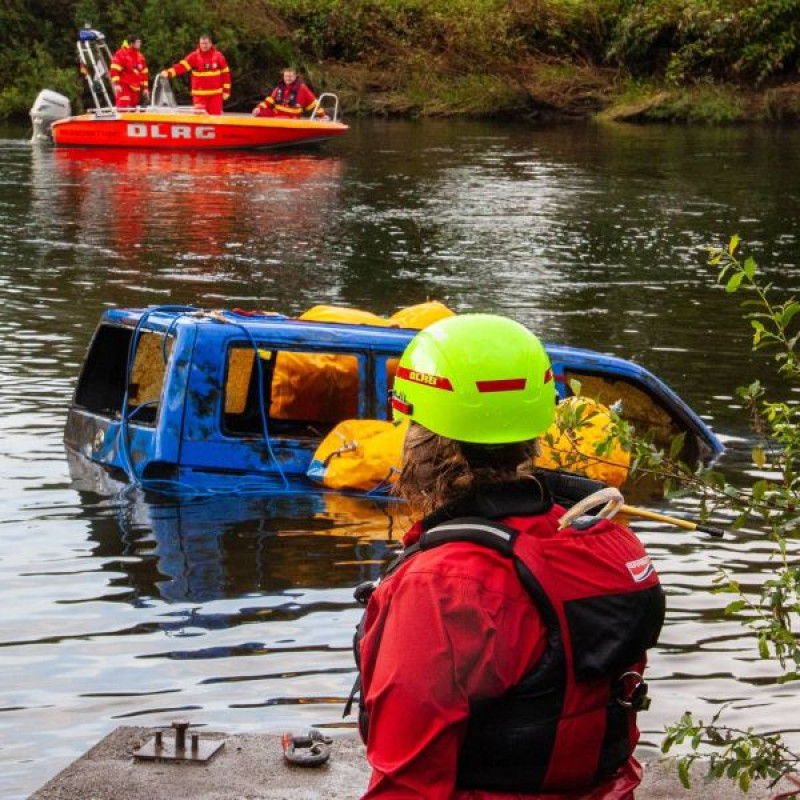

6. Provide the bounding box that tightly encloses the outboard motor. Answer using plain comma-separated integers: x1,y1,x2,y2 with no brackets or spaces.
30,90,71,143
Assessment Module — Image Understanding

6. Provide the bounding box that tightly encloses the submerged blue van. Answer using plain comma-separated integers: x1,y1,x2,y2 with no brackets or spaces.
64,306,722,494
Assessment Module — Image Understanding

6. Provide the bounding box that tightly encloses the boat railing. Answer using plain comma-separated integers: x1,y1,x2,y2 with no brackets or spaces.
76,27,116,114
313,93,341,123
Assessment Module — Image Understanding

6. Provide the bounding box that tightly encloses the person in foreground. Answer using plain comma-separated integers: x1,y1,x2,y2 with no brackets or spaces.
252,68,324,118
160,35,231,115
109,35,149,108
351,314,666,799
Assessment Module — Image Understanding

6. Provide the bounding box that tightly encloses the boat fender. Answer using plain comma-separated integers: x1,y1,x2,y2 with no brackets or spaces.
281,730,333,767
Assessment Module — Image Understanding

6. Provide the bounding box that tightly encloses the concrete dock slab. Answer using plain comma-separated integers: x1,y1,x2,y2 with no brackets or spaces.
31,726,795,799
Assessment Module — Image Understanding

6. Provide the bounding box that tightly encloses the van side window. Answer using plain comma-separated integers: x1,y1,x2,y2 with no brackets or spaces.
128,332,173,423
74,325,170,424
223,346,361,437
564,370,684,451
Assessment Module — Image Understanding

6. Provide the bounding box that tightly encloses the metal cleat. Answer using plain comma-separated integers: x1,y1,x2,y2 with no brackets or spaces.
132,719,225,763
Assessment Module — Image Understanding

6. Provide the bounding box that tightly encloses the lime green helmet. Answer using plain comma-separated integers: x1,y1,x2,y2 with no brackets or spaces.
391,314,556,444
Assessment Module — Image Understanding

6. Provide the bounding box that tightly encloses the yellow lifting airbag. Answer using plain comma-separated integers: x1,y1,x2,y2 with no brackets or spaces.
307,418,409,491
307,397,630,492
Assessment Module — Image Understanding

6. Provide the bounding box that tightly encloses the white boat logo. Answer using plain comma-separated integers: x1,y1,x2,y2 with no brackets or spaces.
126,123,216,140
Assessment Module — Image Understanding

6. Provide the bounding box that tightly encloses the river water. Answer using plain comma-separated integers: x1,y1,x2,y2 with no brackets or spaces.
0,118,798,798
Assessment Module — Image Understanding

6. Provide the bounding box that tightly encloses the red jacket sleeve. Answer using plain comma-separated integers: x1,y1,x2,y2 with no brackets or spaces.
219,52,231,98
297,83,317,112
109,49,125,85
359,553,546,799
167,51,194,79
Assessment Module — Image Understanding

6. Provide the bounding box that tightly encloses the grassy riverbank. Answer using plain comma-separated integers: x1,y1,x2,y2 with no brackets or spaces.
2,0,799,123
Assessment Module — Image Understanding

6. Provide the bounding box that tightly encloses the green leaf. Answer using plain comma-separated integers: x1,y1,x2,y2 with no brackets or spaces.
751,478,769,501
738,771,751,792
669,431,686,460
725,599,747,614
743,256,756,279
728,234,741,255
726,272,744,293
780,302,800,327
752,447,766,469
678,759,691,789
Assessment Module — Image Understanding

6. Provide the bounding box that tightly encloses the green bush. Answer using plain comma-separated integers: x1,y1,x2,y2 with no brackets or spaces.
608,0,800,85
655,239,800,791
1,0,799,119
509,0,624,62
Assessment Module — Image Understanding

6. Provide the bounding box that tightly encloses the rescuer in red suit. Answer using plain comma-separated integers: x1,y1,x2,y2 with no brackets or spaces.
109,36,149,109
252,68,325,119
160,35,231,115
350,314,665,800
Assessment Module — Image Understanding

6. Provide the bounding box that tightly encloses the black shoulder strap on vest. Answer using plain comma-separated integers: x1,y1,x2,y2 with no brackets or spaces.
385,516,519,578
345,516,521,720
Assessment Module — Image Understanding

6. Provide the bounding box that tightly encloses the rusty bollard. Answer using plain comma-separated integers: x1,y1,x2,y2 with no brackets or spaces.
172,720,189,753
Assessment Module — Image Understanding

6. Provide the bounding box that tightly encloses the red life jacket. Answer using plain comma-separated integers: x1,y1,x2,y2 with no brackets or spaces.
350,477,665,794
274,79,302,107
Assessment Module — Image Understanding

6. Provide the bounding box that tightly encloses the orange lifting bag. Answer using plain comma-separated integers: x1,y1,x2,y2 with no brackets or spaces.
307,418,408,491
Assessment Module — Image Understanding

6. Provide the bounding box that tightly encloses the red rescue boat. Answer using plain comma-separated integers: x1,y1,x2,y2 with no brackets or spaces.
30,26,348,151
50,109,348,150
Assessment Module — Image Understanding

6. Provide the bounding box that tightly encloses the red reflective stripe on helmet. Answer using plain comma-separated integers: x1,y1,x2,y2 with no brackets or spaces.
396,366,454,391
391,396,413,415
476,378,527,393
544,368,554,383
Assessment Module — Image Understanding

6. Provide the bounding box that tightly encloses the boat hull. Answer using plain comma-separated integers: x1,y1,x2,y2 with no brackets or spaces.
50,111,348,150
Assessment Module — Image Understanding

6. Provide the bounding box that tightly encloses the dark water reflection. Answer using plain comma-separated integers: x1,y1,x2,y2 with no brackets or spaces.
0,119,799,797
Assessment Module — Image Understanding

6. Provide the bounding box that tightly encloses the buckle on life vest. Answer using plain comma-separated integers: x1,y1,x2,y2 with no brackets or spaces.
281,730,333,767
614,671,651,711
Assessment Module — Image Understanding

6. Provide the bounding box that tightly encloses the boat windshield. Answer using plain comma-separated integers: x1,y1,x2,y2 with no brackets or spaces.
149,74,177,110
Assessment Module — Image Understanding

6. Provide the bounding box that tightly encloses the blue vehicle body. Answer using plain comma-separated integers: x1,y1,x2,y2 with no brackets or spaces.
64,306,722,495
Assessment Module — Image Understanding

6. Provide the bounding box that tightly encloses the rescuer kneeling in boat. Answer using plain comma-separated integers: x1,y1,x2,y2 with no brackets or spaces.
349,314,665,800
110,35,149,109
160,34,231,115
252,68,326,119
